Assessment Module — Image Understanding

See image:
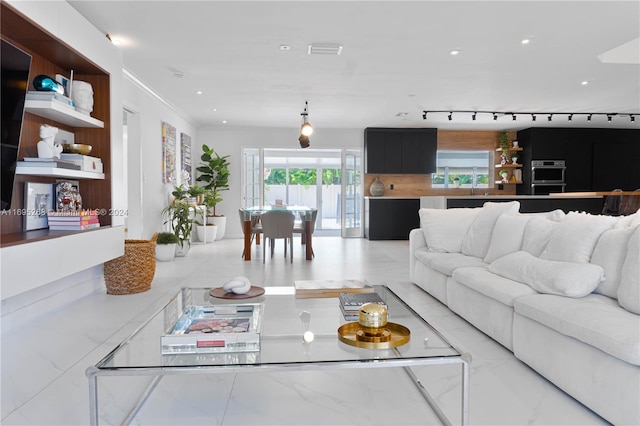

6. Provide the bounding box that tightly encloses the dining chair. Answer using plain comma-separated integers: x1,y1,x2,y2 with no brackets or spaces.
260,210,295,263
238,209,263,258
621,189,640,216
601,189,623,216
293,208,318,256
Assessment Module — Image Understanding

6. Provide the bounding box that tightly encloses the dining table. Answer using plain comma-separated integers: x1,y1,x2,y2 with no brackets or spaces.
240,205,314,261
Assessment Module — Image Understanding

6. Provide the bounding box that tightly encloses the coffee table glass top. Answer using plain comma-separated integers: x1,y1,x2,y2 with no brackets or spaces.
95,286,462,370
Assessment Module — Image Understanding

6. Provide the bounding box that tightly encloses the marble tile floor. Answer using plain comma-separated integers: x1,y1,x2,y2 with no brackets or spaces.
1,236,608,425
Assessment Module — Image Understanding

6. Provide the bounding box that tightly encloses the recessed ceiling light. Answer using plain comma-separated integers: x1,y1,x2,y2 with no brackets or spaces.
521,39,531,45
449,50,461,56
581,81,589,85
222,120,227,124
280,45,291,51
212,108,217,112
196,91,203,95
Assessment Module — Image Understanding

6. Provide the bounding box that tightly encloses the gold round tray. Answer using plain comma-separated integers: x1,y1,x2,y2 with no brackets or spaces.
338,322,410,349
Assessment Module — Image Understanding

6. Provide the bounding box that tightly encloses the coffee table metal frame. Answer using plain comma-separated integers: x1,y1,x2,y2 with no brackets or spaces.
87,286,470,425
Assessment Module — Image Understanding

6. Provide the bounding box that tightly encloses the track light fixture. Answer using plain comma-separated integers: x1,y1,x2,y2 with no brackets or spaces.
298,101,313,148
421,110,639,124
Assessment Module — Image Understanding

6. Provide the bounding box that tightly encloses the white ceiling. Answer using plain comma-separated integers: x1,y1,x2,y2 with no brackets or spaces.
68,1,640,131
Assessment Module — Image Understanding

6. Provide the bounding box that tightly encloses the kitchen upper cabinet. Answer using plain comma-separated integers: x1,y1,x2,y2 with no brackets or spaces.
365,128,436,174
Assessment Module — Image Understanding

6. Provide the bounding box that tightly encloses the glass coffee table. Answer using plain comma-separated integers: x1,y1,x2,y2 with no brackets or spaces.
87,286,470,425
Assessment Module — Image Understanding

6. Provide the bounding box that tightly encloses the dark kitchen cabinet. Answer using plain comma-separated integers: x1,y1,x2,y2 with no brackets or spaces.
517,127,640,194
365,128,436,174
365,198,420,240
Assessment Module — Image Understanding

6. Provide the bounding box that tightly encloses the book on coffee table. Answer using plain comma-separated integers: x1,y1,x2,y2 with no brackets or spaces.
338,292,387,321
294,279,373,299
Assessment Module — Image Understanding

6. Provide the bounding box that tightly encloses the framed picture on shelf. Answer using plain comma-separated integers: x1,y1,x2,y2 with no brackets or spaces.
23,182,54,231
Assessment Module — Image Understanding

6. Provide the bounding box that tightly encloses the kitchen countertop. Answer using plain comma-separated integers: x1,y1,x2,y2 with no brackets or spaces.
364,196,421,199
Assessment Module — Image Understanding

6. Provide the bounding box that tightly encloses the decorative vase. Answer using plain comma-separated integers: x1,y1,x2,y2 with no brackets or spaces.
369,176,385,196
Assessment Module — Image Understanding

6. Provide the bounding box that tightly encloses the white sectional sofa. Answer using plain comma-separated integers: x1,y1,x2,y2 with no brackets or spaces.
409,201,640,425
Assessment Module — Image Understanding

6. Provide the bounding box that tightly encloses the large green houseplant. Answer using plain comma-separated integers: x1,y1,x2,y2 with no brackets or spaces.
196,144,230,239
162,185,197,255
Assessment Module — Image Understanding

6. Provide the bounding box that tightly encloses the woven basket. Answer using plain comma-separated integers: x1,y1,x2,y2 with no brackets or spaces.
104,233,158,295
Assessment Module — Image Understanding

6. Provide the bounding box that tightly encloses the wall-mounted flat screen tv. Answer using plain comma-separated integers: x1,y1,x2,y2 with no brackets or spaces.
1,38,32,211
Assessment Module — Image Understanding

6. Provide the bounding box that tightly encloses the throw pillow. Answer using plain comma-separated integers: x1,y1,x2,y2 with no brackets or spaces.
591,227,635,298
617,227,640,314
488,251,605,298
484,213,532,263
418,208,480,253
540,211,617,263
461,201,520,259
522,217,560,257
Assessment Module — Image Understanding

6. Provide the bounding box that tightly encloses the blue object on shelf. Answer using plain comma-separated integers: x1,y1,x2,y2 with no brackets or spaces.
33,74,64,94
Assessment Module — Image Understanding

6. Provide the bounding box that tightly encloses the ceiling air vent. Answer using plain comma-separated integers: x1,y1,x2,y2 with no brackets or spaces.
307,43,343,55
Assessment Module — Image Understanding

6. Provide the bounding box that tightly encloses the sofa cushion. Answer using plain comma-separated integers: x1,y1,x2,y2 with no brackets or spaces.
418,208,480,253
420,252,487,276
484,213,532,263
461,201,520,259
521,216,560,257
514,293,640,366
540,212,617,263
452,266,538,307
618,226,640,315
591,227,635,298
488,251,604,298
616,209,640,228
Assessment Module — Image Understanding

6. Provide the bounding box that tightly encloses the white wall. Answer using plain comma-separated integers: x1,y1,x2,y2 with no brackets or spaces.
122,77,199,239
195,127,364,238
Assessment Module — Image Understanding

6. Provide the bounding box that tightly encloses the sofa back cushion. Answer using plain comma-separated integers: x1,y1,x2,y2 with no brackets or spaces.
540,212,617,263
522,217,560,257
484,213,532,263
489,251,605,298
591,227,635,298
617,226,640,314
461,201,520,259
418,208,480,253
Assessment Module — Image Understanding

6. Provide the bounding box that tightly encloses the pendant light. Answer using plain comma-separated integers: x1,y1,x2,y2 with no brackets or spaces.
299,101,313,148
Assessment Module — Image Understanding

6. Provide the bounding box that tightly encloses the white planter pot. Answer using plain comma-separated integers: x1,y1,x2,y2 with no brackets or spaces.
207,216,226,240
196,224,217,243
175,241,191,257
155,243,176,261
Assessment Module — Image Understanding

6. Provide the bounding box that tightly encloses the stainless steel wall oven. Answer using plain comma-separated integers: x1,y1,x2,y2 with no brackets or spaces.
530,160,566,195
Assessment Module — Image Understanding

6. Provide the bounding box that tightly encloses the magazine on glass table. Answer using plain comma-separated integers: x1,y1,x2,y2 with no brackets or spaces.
161,303,263,354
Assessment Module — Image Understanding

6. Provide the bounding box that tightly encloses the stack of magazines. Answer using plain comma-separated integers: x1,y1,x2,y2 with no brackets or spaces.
339,292,387,321
26,91,75,108
48,209,100,230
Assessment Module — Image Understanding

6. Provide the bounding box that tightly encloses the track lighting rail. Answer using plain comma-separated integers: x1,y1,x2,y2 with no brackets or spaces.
422,110,638,123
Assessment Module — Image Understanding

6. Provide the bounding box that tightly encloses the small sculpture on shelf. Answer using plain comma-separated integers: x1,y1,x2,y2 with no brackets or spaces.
70,80,94,116
37,124,62,159
499,170,509,183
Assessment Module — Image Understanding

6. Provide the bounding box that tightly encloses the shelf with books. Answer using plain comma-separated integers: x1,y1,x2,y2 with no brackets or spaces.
15,165,105,180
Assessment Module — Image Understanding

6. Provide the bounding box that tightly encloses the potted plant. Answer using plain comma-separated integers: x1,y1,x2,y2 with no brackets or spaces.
498,132,511,164
188,185,206,205
162,186,197,256
194,189,218,244
499,169,509,183
156,232,179,261
511,152,519,164
196,144,230,240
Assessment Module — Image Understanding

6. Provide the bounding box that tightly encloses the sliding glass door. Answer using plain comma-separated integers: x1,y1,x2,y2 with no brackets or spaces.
242,148,362,236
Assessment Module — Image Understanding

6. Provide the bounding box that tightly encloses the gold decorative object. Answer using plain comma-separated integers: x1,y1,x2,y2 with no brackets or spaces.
62,143,92,155
338,303,410,349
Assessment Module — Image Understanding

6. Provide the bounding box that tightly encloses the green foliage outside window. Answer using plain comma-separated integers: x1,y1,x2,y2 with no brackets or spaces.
264,168,341,186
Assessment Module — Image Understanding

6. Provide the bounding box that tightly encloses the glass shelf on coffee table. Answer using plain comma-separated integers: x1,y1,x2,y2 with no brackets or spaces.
87,285,470,425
